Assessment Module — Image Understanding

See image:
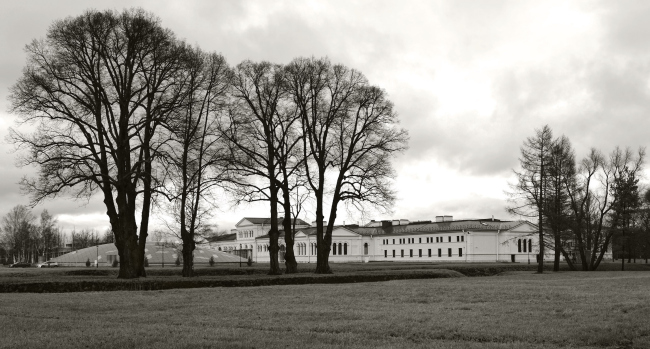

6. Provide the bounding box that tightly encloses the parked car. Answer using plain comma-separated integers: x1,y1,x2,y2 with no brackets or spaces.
38,261,59,268
9,262,32,268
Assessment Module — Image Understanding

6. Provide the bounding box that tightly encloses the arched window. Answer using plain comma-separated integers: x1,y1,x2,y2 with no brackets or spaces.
523,239,527,253
333,242,337,255
364,243,369,255
344,243,348,255
338,243,342,256
518,239,521,253
528,239,532,253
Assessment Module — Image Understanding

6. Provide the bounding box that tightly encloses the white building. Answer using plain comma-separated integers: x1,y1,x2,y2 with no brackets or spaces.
209,216,549,263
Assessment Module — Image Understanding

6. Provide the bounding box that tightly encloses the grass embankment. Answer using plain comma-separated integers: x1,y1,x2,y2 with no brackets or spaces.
1,272,649,348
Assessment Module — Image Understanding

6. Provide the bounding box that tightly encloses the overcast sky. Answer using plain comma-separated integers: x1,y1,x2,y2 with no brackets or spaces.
1,0,649,233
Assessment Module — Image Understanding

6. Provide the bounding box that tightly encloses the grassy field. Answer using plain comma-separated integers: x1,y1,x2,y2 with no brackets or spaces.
1,271,649,348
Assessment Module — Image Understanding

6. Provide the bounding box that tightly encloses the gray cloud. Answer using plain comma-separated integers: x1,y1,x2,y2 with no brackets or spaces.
4,1,650,227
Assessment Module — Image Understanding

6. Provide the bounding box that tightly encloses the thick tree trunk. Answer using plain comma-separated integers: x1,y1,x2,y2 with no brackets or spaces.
268,191,282,275
282,196,298,274
314,214,331,274
268,229,282,275
116,227,141,279
553,234,561,272
181,237,195,277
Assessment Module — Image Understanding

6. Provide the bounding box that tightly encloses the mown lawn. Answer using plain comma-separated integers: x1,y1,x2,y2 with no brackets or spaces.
1,271,649,348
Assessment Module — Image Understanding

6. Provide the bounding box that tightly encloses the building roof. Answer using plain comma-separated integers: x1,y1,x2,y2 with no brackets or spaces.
251,219,534,240
237,217,311,226
52,242,242,264
206,233,237,243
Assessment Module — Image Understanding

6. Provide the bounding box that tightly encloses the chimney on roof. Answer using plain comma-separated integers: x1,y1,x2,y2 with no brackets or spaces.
435,216,444,222
444,215,453,222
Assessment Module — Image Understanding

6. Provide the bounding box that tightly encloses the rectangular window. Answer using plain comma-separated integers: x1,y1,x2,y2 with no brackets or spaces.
419,249,422,257
461,236,464,242
456,236,460,242
393,250,395,258
428,249,432,257
459,248,463,257
401,250,404,257
410,249,413,257
448,248,452,257
419,238,422,243
393,239,395,244
384,250,387,258
438,249,442,257
448,236,451,242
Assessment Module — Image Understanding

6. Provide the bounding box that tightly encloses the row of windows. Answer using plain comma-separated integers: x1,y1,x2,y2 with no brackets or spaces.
238,230,254,239
518,239,533,253
382,236,464,245
384,248,463,258
258,242,370,256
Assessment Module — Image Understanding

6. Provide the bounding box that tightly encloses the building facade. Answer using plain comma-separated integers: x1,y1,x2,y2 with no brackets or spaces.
209,216,554,263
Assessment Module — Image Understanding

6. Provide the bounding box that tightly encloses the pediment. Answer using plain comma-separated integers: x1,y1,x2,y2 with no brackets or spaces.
331,227,361,237
507,221,538,233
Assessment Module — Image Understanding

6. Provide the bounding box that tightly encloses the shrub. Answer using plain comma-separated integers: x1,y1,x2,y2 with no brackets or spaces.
111,259,118,268
85,259,91,267
247,257,253,267
175,256,181,266
209,256,215,267
144,258,149,267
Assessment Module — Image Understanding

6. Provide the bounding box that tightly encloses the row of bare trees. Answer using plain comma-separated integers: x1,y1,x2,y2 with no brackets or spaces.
0,205,114,264
0,206,63,263
508,125,645,272
8,9,408,278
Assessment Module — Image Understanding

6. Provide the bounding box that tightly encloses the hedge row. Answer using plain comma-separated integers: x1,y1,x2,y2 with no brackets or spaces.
0,269,461,293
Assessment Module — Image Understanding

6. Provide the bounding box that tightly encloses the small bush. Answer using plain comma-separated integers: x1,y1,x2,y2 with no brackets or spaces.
111,259,118,268
175,256,181,267
209,256,215,267
144,258,149,267
247,257,253,267
85,259,91,267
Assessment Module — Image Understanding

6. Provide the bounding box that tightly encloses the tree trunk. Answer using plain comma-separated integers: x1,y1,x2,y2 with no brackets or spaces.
314,210,331,274
282,195,298,274
553,234,561,272
267,190,282,275
181,236,195,277
116,228,141,279
622,243,625,271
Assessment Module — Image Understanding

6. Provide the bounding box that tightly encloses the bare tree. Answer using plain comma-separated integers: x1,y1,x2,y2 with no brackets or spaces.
285,57,408,274
507,125,554,273
161,48,231,277
544,135,576,271
8,9,188,278
38,210,63,261
609,150,642,270
221,61,289,275
563,147,644,270
0,205,37,263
